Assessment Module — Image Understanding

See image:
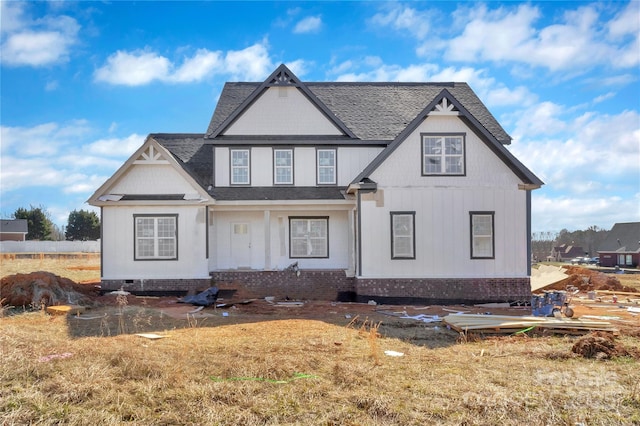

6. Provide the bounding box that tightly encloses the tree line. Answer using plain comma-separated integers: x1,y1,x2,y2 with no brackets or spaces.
6,205,100,241
531,226,610,261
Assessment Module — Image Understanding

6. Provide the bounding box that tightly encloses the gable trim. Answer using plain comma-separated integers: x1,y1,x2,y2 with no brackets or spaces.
206,64,357,139
87,136,212,206
351,89,543,188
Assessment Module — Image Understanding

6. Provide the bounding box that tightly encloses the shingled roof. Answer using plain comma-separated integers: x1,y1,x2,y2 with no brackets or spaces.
152,134,213,189
206,81,512,144
598,222,640,253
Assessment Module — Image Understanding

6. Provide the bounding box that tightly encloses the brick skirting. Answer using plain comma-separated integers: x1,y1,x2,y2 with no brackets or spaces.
101,278,213,295
355,277,531,305
101,274,531,305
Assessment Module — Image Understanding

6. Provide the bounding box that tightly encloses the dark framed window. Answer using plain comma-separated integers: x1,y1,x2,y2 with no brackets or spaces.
274,148,293,185
470,212,494,259
391,212,416,259
230,149,250,185
422,133,465,175
289,217,329,258
316,148,336,185
134,214,178,260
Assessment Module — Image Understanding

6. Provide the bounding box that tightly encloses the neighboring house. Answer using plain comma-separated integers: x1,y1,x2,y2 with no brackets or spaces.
89,64,543,304
0,219,28,241
549,244,586,262
597,222,640,268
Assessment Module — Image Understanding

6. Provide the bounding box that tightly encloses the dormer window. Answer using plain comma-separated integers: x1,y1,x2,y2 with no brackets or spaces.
231,149,250,185
422,134,465,176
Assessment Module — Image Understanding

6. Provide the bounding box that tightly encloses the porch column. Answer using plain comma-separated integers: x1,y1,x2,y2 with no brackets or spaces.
264,210,271,270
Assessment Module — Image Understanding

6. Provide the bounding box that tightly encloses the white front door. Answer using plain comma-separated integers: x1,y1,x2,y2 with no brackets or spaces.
231,223,251,268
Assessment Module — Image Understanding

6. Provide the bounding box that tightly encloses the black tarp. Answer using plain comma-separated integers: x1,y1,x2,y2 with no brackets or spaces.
178,287,219,306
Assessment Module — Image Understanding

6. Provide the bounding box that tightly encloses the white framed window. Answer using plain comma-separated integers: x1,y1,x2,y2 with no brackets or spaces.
422,134,465,175
274,149,293,185
391,212,415,259
231,149,250,185
134,215,177,260
470,212,494,259
289,217,328,258
317,149,336,185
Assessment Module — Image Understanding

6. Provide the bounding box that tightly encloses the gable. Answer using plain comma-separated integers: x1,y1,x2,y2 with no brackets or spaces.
222,86,344,136
88,138,210,205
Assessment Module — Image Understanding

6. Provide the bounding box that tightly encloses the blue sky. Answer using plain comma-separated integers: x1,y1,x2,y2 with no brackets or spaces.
1,1,638,234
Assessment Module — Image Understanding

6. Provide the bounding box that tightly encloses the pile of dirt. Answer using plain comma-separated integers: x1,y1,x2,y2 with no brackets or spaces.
558,266,637,293
571,331,640,360
0,271,98,308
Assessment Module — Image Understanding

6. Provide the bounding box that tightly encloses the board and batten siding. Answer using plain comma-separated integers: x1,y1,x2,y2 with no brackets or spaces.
214,146,384,187
101,205,209,280
222,86,343,136
209,208,351,271
360,115,529,279
110,164,196,194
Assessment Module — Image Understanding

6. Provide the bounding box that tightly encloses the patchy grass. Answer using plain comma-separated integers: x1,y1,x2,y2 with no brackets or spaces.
617,273,640,292
1,311,639,425
0,254,100,283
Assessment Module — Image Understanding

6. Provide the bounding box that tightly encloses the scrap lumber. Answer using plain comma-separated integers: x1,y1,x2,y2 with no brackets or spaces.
46,305,86,316
443,314,616,334
595,290,640,296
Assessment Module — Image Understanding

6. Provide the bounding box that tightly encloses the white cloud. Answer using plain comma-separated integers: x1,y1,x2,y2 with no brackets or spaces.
370,4,432,40
94,50,171,86
293,16,322,34
94,42,273,85
0,120,92,156
0,3,80,67
85,134,145,157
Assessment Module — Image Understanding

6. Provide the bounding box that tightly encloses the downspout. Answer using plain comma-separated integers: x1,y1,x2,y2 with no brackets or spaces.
100,206,104,281
357,190,362,277
205,205,209,259
526,189,532,276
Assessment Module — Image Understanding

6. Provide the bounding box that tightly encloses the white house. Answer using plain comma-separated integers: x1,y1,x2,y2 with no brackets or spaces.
89,64,543,304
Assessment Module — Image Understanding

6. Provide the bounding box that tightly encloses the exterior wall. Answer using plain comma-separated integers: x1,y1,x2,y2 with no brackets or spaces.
356,277,531,305
110,164,196,194
101,278,212,294
599,252,639,268
223,86,343,136
210,270,355,301
101,205,209,281
209,207,352,271
360,114,529,279
0,233,26,242
215,146,383,187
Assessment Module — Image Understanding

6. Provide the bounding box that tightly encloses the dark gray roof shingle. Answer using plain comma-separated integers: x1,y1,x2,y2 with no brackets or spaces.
206,82,511,144
152,134,213,188
598,222,640,253
210,187,347,201
0,219,28,233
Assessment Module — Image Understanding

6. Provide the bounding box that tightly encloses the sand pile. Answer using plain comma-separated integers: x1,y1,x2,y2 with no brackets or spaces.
0,271,98,308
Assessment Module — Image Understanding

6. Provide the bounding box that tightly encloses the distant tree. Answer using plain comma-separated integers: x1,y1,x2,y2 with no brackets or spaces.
12,205,53,240
51,224,66,241
65,209,100,241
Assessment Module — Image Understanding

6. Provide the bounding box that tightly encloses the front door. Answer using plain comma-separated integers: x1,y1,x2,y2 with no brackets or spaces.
231,223,251,268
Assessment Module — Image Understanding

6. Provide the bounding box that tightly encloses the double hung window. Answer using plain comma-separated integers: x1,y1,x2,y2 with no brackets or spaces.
390,212,415,259
289,217,328,258
231,149,250,185
470,212,494,259
317,149,336,185
422,134,465,175
134,215,177,260
274,149,293,185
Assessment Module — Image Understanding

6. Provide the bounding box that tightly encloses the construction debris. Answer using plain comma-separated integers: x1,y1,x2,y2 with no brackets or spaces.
443,314,617,335
46,305,86,316
571,332,639,359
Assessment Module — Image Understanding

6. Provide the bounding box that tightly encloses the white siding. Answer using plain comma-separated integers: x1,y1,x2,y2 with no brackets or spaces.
223,87,343,136
110,164,196,194
210,208,351,271
101,205,209,280
360,115,529,278
214,146,383,187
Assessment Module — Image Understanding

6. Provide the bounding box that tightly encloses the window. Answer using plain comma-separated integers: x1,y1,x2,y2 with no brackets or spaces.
274,149,293,185
422,134,465,175
134,215,177,260
391,212,415,259
231,149,250,184
470,212,494,259
289,217,328,258
317,149,336,185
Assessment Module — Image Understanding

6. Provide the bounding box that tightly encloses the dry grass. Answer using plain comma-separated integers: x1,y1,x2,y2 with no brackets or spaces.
0,254,100,283
617,273,640,292
1,310,639,425
1,257,639,424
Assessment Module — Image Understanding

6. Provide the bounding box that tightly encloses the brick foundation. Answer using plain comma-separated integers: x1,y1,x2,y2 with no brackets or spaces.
210,270,356,301
101,273,531,305
355,277,531,305
101,278,213,295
